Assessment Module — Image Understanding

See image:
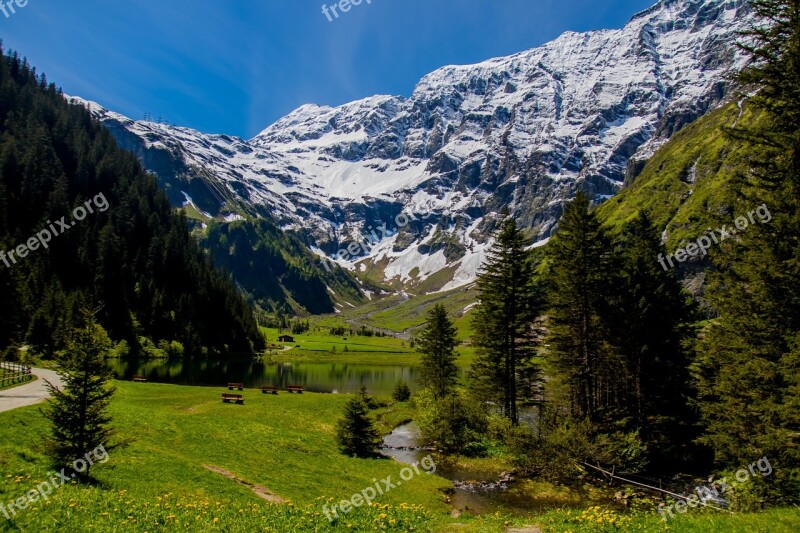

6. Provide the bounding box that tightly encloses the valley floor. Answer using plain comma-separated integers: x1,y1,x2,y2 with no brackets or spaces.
0,381,798,532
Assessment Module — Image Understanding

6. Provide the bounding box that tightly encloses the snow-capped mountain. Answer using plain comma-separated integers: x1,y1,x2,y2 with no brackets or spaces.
72,0,755,292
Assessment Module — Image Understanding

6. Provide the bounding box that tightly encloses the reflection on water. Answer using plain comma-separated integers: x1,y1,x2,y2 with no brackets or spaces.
107,357,420,395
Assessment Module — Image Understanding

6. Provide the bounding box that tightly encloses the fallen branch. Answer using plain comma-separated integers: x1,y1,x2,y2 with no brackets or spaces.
581,462,734,514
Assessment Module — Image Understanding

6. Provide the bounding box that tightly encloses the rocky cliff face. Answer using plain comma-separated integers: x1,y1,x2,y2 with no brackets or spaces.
73,0,755,292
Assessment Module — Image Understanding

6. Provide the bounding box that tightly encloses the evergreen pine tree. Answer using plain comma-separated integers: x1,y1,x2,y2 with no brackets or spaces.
417,304,459,399
545,192,613,422
695,0,800,501
612,212,698,469
335,386,381,457
470,218,543,423
43,310,120,479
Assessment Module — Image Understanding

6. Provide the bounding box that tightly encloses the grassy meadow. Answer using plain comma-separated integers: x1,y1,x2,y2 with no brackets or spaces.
0,382,453,531
2,381,799,532
263,284,480,368
4,251,798,532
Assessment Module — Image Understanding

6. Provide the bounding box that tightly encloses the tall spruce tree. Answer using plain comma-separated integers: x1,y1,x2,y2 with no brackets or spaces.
545,192,613,422
417,304,460,399
43,310,120,479
470,218,543,424
695,0,800,501
611,212,698,469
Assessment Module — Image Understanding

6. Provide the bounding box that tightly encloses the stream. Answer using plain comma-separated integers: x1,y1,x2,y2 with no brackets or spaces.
380,422,575,516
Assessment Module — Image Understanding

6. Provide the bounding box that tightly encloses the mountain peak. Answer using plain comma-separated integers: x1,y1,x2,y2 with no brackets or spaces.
82,0,754,292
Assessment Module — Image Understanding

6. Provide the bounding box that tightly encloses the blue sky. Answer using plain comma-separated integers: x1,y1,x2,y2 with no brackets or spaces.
1,0,655,138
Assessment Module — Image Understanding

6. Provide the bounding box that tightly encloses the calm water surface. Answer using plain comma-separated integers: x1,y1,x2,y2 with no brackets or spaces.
107,357,420,395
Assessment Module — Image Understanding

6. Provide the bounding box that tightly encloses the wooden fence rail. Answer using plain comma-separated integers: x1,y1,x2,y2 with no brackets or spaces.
0,361,32,388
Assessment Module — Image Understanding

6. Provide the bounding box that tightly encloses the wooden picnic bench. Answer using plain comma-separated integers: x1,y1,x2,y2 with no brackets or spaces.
260,386,279,395
132,374,147,382
227,383,244,391
287,386,304,394
222,393,244,405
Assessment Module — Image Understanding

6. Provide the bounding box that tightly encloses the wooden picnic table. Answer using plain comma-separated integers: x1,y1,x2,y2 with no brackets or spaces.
222,393,244,405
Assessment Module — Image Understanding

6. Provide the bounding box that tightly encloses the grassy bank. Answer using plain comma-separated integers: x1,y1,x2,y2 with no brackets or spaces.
266,349,424,367
0,381,454,531
261,328,414,354
1,381,798,532
528,506,800,532
0,374,36,392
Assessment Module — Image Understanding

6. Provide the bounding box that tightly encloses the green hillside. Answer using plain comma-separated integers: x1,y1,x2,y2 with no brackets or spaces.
200,218,365,315
598,102,766,249
0,49,263,357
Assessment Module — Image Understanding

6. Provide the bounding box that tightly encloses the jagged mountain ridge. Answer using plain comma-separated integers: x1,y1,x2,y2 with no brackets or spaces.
73,0,755,293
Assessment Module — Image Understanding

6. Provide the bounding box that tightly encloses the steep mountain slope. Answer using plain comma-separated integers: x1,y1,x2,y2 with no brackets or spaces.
596,100,768,297
75,0,755,293
199,218,364,315
0,49,264,356
69,98,368,313
598,102,759,244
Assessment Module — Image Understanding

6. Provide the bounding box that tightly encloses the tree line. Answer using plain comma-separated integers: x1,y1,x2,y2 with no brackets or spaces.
0,45,265,358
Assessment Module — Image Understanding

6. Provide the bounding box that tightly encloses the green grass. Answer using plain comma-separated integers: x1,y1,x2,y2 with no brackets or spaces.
362,288,477,335
2,381,798,532
373,401,415,435
298,285,479,368
258,326,427,365
258,308,479,367
523,505,800,532
267,350,425,366
311,286,477,337
597,102,770,250
179,204,212,223
0,381,451,531
261,328,412,354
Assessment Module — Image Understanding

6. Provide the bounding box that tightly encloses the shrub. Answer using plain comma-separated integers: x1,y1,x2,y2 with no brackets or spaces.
415,388,488,455
392,382,411,402
109,340,130,359
486,412,514,442
722,458,798,511
509,413,648,482
1,344,21,362
138,337,167,359
167,340,185,358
